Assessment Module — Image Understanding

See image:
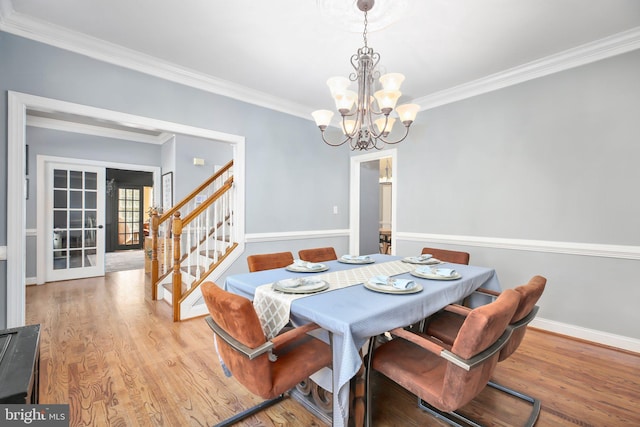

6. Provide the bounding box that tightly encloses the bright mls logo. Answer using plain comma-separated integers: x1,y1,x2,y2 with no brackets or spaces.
1,405,69,426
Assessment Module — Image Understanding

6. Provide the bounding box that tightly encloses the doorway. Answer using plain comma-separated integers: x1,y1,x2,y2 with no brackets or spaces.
105,168,154,253
8,91,246,328
349,149,397,256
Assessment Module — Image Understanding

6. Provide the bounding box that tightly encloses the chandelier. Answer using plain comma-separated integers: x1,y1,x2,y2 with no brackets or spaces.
311,0,419,151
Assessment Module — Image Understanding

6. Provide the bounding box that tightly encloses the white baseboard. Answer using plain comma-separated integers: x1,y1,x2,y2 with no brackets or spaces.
26,276,37,285
531,317,640,354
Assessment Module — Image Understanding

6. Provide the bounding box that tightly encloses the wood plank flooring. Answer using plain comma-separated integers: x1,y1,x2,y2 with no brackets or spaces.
26,270,640,426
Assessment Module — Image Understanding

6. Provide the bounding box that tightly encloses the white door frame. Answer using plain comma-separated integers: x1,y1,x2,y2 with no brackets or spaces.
7,91,246,328
349,149,397,255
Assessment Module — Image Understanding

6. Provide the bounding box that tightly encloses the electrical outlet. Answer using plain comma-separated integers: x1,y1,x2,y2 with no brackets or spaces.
333,206,338,214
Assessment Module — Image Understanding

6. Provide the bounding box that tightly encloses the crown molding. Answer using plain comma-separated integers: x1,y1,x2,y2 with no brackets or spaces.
2,1,639,118
0,2,314,120
415,26,640,110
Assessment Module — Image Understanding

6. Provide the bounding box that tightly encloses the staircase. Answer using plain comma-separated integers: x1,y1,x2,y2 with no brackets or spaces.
148,160,240,321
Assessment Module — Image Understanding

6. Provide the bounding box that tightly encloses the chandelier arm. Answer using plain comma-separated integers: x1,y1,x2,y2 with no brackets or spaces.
378,125,411,145
319,130,351,147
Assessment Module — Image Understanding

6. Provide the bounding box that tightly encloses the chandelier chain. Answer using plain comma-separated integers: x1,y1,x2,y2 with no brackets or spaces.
363,10,368,48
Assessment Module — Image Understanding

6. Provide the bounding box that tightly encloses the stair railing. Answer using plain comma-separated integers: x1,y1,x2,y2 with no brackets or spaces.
149,160,234,299
170,175,236,320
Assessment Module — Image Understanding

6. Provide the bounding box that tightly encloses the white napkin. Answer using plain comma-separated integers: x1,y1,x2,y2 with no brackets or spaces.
370,275,416,290
293,259,324,270
276,278,306,289
407,254,432,262
416,267,457,277
342,255,372,261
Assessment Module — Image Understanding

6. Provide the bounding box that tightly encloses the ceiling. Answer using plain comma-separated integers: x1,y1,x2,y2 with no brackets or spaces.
2,0,640,122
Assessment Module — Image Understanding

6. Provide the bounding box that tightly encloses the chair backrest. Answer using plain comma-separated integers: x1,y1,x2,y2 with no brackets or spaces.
298,247,338,263
201,281,274,397
246,251,294,272
421,247,470,265
441,289,520,410
499,275,546,361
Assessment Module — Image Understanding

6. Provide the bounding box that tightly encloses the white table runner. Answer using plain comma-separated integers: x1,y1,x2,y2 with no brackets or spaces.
253,260,413,339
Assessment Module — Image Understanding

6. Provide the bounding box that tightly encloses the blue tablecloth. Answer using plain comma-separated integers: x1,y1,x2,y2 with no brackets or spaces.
224,254,501,427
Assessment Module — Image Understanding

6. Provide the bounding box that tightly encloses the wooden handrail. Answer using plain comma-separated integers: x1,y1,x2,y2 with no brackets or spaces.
158,160,233,224
181,177,233,226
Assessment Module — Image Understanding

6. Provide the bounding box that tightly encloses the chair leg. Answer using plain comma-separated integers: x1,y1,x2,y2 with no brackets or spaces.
418,399,483,427
213,394,285,427
487,380,541,427
417,380,541,427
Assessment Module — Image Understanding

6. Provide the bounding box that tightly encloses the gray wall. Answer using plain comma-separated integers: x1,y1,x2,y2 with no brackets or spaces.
172,134,233,202
394,49,640,339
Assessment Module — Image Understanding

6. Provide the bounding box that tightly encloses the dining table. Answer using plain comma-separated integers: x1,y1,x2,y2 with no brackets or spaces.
224,253,502,427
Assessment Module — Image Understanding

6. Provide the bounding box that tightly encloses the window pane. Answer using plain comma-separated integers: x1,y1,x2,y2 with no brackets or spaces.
70,191,82,209
54,190,67,208
85,191,97,209
69,230,83,248
85,172,97,190
70,171,83,189
69,211,83,229
53,169,67,189
69,250,83,268
54,211,67,229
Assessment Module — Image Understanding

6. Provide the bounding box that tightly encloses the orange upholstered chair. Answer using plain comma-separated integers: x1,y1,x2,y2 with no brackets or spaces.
421,247,470,264
202,282,332,426
365,289,520,427
246,251,294,272
424,275,547,426
298,247,338,263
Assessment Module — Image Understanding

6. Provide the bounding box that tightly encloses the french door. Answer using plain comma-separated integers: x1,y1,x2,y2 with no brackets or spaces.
46,162,105,282
116,186,143,250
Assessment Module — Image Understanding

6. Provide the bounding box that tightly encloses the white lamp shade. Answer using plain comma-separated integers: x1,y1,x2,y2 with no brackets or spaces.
395,103,420,123
375,117,396,134
374,90,401,110
311,109,334,127
379,73,405,91
327,76,350,96
342,120,357,135
334,90,357,112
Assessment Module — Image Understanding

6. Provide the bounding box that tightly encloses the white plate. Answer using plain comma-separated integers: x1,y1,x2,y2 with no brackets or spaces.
338,256,375,264
285,263,329,273
364,279,423,294
401,256,442,265
410,269,462,281
273,278,330,294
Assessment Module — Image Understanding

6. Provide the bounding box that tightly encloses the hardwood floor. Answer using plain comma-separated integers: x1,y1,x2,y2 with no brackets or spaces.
26,270,640,426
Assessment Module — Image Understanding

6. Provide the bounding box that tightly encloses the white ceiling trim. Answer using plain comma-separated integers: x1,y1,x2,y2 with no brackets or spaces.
416,26,640,110
1,1,639,119
26,115,174,144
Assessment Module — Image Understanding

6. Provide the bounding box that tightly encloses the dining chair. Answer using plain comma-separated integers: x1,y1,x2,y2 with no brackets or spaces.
298,247,338,263
421,247,470,264
424,275,547,426
365,289,520,427
246,251,294,272
201,281,333,427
